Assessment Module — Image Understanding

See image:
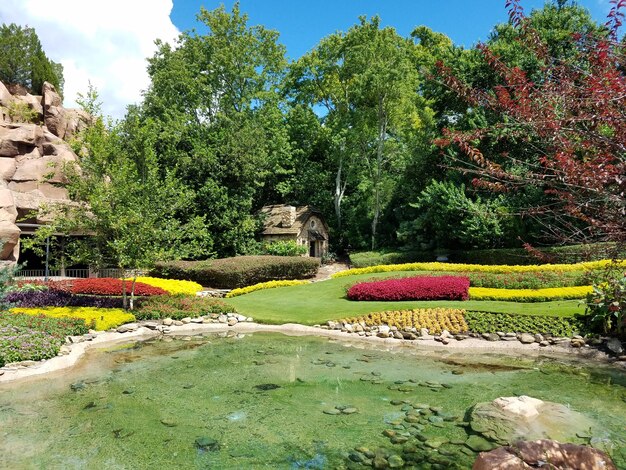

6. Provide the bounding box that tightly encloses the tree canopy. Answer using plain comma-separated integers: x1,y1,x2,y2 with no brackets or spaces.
0,23,64,95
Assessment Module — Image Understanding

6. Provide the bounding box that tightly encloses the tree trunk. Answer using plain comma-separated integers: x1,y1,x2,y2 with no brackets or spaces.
371,96,387,251
130,276,137,311
122,277,128,310
334,156,347,235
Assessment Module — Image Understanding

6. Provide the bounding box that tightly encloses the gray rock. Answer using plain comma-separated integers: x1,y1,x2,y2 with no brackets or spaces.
116,323,138,333
469,395,598,445
181,317,191,324
143,321,159,330
419,328,429,336
465,435,497,452
190,318,203,324
486,333,500,341
162,318,173,326
173,320,183,326
607,338,624,355
539,340,550,347
534,334,544,342
227,318,238,327
519,333,535,344
218,315,228,323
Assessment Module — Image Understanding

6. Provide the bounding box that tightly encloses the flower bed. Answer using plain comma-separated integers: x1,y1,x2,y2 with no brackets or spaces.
333,259,624,278
341,308,467,335
226,280,310,298
347,276,469,301
10,307,136,331
0,312,88,366
468,286,592,302
123,277,203,296
47,278,167,296
464,311,582,337
4,290,124,308
133,295,234,320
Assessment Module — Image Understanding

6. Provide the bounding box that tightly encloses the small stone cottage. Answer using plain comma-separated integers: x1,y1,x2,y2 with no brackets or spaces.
259,205,329,258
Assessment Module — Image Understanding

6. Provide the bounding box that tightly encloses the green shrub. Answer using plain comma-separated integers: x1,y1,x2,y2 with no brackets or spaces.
350,243,624,268
584,269,626,336
263,240,307,257
464,311,583,337
7,100,38,123
151,256,320,288
350,250,434,268
134,295,235,320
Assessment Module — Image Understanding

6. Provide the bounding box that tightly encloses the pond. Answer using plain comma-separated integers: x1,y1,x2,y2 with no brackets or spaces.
0,332,625,469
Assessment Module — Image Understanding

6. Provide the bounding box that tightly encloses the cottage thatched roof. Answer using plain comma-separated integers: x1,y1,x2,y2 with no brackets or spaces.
259,205,326,236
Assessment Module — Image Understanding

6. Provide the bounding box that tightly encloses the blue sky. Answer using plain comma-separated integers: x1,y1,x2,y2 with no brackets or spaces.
171,0,613,59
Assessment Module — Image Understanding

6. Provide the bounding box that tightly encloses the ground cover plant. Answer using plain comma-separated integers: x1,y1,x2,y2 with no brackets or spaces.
152,256,319,288
4,290,124,309
226,279,310,298
347,276,469,301
0,311,88,366
58,278,167,296
133,295,235,321
10,307,136,331
333,259,624,278
464,311,583,337
123,277,203,296
468,286,592,302
341,308,467,334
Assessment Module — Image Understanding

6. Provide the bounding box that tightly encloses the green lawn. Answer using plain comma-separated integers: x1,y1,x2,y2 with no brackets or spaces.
223,271,585,325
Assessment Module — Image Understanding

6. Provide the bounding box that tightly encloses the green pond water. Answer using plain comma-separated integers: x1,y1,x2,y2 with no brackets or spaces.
1,332,625,469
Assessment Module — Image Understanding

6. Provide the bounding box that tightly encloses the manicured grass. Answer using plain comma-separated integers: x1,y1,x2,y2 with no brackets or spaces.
224,271,585,325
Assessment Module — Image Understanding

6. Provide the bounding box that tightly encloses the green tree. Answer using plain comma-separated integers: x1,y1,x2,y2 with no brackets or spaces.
139,3,290,256
288,17,434,249
32,88,209,309
0,23,63,95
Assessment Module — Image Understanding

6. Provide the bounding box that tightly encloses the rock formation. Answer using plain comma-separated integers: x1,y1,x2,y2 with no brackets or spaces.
0,80,88,264
473,439,617,470
469,395,598,445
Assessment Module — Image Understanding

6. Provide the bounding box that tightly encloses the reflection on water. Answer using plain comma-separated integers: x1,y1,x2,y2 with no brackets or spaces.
0,332,625,469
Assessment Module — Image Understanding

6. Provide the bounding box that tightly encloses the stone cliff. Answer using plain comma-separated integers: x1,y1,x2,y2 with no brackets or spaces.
0,80,89,264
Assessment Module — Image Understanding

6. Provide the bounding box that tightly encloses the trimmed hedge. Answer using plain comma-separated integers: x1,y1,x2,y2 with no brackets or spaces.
347,276,470,301
151,256,320,288
350,243,624,268
464,311,583,337
468,286,592,302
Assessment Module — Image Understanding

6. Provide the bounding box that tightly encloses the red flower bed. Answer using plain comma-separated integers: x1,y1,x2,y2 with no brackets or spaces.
44,278,167,296
347,276,470,301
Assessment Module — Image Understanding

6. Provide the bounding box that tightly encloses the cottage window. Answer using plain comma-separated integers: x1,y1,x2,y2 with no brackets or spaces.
310,220,316,229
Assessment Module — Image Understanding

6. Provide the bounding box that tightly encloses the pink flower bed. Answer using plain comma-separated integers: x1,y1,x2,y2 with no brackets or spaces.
347,276,470,301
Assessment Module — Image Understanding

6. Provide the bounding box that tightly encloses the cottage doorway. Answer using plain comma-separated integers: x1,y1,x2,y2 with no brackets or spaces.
309,241,316,257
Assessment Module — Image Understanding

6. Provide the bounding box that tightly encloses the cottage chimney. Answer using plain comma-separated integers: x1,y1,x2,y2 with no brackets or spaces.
280,206,296,228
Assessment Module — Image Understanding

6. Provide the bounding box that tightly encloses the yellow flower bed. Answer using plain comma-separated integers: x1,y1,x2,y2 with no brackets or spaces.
123,277,203,295
332,259,624,278
10,307,135,331
225,280,310,298
468,286,593,302
342,308,467,335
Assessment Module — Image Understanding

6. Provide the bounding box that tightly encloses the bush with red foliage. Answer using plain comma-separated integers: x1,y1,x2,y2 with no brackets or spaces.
42,278,168,296
347,276,470,301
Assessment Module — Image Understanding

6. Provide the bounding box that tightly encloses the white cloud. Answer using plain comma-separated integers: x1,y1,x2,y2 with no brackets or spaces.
0,0,180,119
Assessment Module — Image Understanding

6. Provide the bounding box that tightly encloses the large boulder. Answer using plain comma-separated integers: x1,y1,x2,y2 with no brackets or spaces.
469,396,597,445
473,440,617,470
0,80,86,263
42,82,90,139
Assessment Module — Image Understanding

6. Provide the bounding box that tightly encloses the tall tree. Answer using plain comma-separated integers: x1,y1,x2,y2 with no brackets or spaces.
139,3,290,256
288,17,434,249
0,23,63,94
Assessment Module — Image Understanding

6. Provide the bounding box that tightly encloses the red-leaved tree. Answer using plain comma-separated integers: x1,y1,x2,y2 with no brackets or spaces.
435,0,626,246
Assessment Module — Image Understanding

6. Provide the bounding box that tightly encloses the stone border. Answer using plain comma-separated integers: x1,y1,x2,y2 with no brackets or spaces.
2,319,624,384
